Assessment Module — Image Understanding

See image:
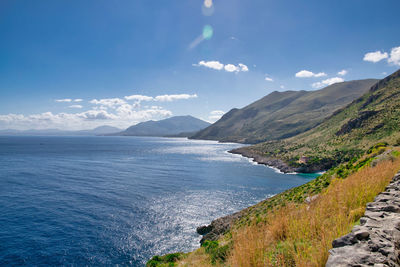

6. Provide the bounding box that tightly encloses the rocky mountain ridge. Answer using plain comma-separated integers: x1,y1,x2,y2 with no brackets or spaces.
191,79,378,144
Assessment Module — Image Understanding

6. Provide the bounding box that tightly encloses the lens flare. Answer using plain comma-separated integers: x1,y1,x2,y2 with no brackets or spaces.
202,25,213,40
204,0,213,8
202,0,214,16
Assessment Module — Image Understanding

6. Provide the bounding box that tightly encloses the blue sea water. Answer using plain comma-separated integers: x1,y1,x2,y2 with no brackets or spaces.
0,136,315,266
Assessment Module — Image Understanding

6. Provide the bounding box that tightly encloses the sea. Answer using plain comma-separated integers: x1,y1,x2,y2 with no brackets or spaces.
0,136,316,266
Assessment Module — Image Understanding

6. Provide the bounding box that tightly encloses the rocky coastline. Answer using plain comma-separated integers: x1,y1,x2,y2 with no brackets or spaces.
229,146,333,173
229,147,298,173
196,211,243,244
326,171,400,266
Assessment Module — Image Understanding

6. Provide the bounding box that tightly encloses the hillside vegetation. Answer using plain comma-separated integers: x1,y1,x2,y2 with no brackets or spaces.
191,79,377,144
228,155,400,266
241,69,400,171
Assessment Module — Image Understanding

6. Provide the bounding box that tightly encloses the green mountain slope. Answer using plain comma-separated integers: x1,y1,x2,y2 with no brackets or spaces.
238,69,400,172
191,79,378,144
114,115,210,137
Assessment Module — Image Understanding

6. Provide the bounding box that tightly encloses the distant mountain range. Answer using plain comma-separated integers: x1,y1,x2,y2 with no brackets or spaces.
0,125,121,136
1,116,210,138
191,79,378,144
111,115,210,137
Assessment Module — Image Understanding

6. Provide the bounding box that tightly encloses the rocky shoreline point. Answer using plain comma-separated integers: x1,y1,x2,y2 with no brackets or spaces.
196,211,243,244
229,147,298,173
326,171,400,266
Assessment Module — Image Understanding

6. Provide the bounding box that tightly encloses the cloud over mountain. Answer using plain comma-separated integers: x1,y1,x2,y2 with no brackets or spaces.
194,60,249,73
295,70,327,78
363,51,388,63
0,92,198,130
312,77,344,88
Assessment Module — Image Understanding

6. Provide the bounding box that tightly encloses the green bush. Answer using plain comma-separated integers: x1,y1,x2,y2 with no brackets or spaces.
201,240,230,264
146,253,183,267
367,142,388,154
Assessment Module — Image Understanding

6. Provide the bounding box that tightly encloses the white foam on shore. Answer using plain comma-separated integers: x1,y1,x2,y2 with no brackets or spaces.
228,150,299,175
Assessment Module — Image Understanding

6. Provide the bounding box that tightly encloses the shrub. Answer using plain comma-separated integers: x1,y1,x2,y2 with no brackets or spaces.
367,142,388,154
201,240,230,264
146,253,183,267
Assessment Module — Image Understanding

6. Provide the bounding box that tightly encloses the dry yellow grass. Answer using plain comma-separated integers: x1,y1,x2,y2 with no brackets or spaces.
228,158,400,267
177,248,211,267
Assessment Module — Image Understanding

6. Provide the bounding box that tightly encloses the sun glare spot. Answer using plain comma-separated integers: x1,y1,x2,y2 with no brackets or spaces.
204,0,213,8
203,25,213,40
202,0,214,16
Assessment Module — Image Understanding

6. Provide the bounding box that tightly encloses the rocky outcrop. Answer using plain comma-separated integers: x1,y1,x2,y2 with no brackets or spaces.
229,147,325,173
196,211,243,244
229,147,298,173
335,110,380,136
326,171,400,266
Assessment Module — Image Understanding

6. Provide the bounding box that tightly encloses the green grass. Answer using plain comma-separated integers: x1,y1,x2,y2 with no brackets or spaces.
201,240,230,264
146,252,185,267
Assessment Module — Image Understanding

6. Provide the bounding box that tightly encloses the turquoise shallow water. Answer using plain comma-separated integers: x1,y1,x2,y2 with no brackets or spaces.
0,136,315,266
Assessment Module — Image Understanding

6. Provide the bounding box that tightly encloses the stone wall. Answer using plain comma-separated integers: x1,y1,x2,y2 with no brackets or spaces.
326,171,400,266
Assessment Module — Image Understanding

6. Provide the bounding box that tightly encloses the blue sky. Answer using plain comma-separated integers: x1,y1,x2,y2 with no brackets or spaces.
0,0,399,130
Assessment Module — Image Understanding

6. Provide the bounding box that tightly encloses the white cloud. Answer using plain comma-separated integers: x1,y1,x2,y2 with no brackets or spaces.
90,98,126,108
265,76,273,82
55,99,72,103
238,63,249,72
208,110,225,122
2,91,201,130
69,105,83,109
197,60,224,70
224,64,238,72
0,105,173,131
280,85,285,89
388,46,400,66
124,93,198,103
195,61,249,73
124,95,154,101
363,50,388,63
295,70,327,78
78,110,117,120
55,98,83,103
338,70,348,76
154,94,198,102
312,77,344,88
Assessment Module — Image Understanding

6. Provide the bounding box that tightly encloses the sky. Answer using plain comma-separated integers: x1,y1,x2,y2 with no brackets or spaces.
0,0,400,130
